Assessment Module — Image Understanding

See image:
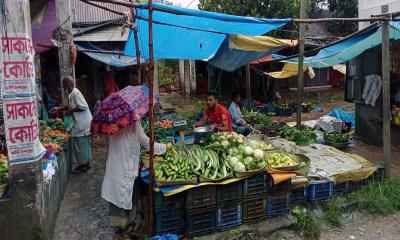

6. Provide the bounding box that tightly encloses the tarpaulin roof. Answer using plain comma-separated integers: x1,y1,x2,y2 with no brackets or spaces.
124,3,292,71
273,22,400,68
75,44,137,67
266,62,315,79
32,0,57,55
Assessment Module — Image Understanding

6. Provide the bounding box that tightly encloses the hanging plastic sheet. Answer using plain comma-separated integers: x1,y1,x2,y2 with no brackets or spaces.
266,62,315,79
124,3,291,64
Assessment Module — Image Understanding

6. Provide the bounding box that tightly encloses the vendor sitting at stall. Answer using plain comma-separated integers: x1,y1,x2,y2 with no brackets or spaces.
194,90,233,132
229,93,252,136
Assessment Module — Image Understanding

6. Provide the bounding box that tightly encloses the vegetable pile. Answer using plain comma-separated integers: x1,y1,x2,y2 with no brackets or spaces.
44,143,62,154
242,109,273,126
226,140,273,172
142,119,175,140
324,132,349,144
0,155,8,186
264,151,298,169
189,146,232,180
279,125,317,146
208,132,244,151
154,147,197,182
43,130,70,144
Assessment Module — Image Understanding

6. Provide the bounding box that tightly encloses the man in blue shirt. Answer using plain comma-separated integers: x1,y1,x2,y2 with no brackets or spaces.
228,93,252,136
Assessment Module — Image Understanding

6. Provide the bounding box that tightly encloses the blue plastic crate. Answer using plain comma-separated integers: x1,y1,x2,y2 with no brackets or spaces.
307,180,334,202
266,192,290,218
243,173,268,199
186,206,217,237
216,201,242,231
155,208,185,235
290,186,307,205
334,181,350,196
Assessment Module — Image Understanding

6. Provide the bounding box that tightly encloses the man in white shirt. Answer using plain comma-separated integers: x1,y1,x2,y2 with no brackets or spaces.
51,76,93,174
228,93,252,136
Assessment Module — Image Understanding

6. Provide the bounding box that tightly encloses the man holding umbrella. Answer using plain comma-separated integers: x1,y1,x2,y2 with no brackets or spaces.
51,76,93,174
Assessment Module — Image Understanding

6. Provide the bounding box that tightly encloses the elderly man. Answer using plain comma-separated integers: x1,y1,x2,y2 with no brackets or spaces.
51,76,93,174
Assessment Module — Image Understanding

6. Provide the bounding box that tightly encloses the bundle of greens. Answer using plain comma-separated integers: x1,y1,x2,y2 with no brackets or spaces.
324,132,349,144
242,109,273,126
279,125,317,146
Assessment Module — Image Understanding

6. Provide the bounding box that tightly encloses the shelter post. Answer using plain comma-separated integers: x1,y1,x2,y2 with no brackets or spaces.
147,0,155,235
381,8,391,178
131,0,142,84
296,0,306,129
246,64,252,109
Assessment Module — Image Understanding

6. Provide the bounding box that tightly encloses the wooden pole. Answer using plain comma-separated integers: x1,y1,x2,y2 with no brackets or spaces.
148,0,155,235
381,8,391,178
296,0,306,129
131,0,142,84
245,64,251,109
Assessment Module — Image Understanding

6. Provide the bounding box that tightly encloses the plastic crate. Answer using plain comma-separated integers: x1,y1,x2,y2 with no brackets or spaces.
276,107,292,117
186,186,216,209
216,181,242,203
154,191,185,210
186,206,217,237
307,180,334,202
334,181,350,196
155,208,185,235
290,186,307,205
243,174,268,199
216,201,242,230
266,192,290,218
269,178,291,192
243,195,267,224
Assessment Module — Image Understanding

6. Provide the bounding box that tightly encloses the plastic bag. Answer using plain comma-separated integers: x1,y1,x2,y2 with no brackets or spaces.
328,108,355,128
63,116,74,132
150,234,178,240
42,108,49,122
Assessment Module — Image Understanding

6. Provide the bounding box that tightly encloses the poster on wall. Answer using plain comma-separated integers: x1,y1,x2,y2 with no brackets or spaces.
0,33,45,165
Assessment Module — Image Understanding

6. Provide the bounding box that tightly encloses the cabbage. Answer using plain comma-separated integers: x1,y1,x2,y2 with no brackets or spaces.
243,156,254,165
253,149,265,160
244,146,254,156
221,140,229,148
233,162,246,172
229,148,239,156
247,140,260,149
228,156,240,166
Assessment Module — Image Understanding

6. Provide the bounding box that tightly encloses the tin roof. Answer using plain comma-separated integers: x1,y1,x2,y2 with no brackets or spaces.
71,0,130,23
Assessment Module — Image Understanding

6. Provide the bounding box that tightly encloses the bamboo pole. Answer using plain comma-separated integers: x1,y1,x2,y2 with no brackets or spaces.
86,0,134,7
132,0,142,84
148,0,155,236
296,0,305,129
381,13,391,178
294,17,387,23
81,0,124,15
245,64,251,109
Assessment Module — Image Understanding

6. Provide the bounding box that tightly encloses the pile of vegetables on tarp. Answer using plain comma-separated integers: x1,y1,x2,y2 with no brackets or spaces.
242,109,273,127
279,125,317,146
40,119,70,154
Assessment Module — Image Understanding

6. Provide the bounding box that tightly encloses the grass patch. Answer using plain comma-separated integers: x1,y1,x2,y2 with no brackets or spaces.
292,207,321,239
229,228,244,238
324,197,343,227
355,179,400,215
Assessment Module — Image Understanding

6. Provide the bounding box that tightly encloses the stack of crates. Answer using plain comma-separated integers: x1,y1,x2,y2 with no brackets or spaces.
370,163,385,182
216,181,243,230
267,176,291,218
307,179,334,202
333,181,351,196
185,186,217,237
154,192,185,235
290,185,308,205
242,173,268,223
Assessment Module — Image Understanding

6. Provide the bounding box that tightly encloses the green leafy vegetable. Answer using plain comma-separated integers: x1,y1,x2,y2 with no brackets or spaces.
279,125,317,146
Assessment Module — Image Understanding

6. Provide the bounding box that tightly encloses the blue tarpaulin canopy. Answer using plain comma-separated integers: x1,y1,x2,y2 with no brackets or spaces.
76,44,138,67
273,22,400,68
124,3,292,71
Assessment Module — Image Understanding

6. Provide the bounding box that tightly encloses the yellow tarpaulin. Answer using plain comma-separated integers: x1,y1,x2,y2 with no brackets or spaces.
229,35,297,52
332,64,346,75
266,62,315,79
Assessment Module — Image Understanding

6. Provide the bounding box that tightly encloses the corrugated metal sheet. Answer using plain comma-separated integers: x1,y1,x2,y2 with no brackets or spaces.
71,0,130,23
74,25,129,41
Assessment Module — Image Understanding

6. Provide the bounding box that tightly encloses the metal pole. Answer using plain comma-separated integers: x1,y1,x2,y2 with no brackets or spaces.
148,0,155,235
245,64,252,109
296,0,306,129
382,13,391,178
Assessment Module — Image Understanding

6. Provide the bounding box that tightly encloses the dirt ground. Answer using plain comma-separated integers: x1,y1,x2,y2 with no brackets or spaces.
53,92,400,240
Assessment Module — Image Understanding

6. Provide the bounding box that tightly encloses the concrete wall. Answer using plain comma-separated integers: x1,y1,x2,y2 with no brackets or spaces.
359,0,400,29
0,146,71,240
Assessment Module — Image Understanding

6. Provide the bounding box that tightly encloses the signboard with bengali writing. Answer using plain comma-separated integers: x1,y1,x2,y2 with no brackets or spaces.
0,33,45,165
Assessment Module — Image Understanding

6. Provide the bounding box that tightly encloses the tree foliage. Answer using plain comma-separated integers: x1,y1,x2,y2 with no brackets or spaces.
326,0,358,36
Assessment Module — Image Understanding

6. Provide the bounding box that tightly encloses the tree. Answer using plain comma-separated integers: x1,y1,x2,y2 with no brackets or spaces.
326,0,358,36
